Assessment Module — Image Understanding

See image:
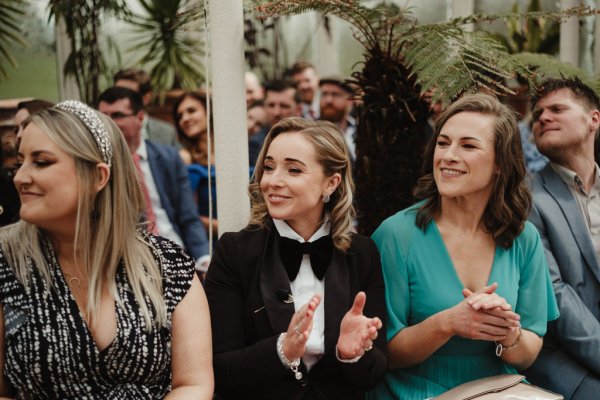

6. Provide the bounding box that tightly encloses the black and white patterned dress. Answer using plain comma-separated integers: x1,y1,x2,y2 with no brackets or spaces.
0,234,196,399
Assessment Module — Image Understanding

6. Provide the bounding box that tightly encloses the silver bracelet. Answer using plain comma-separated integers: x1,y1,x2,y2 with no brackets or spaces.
495,328,522,357
276,333,303,380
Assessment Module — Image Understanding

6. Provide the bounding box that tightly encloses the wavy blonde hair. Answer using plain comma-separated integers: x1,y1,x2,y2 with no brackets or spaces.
248,117,355,252
0,108,166,329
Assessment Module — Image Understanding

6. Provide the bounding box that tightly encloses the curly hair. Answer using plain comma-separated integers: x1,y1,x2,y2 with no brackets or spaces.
248,117,355,252
413,93,530,249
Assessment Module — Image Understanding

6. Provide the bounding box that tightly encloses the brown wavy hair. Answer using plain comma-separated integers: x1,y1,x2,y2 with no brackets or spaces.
413,93,530,249
248,117,355,252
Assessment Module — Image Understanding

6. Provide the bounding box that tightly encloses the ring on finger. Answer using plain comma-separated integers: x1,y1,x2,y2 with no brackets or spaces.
293,325,302,336
364,345,373,352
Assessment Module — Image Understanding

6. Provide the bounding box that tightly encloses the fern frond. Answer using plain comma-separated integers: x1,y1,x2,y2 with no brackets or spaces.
405,27,532,106
254,0,405,51
512,52,595,88
443,5,599,28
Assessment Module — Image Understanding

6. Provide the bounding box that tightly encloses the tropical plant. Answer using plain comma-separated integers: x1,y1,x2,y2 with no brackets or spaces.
243,12,289,81
0,0,28,80
485,0,560,55
257,0,599,235
243,5,319,81
128,0,205,98
48,0,130,104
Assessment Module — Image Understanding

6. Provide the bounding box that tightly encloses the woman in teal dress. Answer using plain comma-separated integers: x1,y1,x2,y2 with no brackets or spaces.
368,93,559,399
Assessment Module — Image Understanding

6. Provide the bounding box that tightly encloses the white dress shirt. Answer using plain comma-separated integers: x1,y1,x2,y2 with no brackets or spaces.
136,140,184,247
273,219,327,370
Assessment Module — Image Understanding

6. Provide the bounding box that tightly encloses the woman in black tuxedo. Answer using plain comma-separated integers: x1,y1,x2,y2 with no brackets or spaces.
205,117,387,399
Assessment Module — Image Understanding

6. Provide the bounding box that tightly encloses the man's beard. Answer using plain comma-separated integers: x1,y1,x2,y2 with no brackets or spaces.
319,106,345,123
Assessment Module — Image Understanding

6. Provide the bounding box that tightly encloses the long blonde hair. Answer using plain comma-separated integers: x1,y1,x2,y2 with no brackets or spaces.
0,108,166,329
248,117,355,252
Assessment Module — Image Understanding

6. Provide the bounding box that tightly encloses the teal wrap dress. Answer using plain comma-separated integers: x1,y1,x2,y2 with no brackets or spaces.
367,204,559,400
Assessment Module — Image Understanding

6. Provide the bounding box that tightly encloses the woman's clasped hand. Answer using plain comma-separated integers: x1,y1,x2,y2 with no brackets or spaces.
451,283,521,343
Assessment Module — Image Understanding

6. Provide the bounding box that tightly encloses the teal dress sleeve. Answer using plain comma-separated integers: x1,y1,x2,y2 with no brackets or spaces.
371,210,414,341
514,222,559,336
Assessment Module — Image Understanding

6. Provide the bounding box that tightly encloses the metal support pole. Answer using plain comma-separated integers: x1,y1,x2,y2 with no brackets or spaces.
55,16,80,101
560,0,580,67
207,0,251,235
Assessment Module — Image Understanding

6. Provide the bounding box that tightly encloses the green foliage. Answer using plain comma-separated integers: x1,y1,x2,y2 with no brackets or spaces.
404,26,531,107
513,52,600,93
484,0,559,55
128,0,205,98
0,0,28,80
48,0,130,104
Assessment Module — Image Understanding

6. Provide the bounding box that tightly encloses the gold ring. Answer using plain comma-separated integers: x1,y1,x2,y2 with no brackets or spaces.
293,325,302,336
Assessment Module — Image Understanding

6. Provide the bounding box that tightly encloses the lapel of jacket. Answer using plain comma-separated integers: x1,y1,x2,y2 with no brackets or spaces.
323,247,350,354
542,166,600,280
260,231,296,333
145,141,169,206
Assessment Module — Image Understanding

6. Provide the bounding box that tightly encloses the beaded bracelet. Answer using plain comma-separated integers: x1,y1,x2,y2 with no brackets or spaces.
495,328,522,357
276,333,303,380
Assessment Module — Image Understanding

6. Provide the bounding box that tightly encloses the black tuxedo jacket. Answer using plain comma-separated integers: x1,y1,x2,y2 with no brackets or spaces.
205,225,387,400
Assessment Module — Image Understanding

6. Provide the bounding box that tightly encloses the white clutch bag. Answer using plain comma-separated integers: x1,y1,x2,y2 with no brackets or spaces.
434,374,563,400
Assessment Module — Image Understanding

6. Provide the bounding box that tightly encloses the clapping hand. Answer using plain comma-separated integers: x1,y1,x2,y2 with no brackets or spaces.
282,294,321,361
336,291,382,360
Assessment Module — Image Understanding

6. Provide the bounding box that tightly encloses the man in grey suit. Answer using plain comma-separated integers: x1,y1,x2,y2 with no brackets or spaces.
524,77,600,399
114,68,179,147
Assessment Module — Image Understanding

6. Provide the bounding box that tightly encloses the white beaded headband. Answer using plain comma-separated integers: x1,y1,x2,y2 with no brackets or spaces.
54,100,113,167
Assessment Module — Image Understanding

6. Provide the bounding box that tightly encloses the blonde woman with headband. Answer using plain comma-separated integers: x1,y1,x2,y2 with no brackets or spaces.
205,117,387,399
0,101,213,398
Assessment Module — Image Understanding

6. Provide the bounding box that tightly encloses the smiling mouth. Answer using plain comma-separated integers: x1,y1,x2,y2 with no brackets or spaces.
441,168,465,176
269,194,290,201
20,192,41,200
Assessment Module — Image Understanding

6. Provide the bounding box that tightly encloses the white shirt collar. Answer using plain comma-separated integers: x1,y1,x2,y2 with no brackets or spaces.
136,139,148,161
272,218,330,243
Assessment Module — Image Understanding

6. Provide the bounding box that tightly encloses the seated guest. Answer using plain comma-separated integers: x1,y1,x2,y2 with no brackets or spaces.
205,117,387,399
0,125,19,226
248,80,301,166
172,91,217,236
247,99,268,138
0,100,213,398
318,76,356,161
524,78,600,399
113,68,179,147
245,71,265,107
367,93,558,399
14,99,54,138
288,61,320,120
98,87,210,270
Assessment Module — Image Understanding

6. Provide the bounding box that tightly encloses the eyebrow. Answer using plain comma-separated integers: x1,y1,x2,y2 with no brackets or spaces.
264,155,307,166
438,134,483,143
17,149,56,158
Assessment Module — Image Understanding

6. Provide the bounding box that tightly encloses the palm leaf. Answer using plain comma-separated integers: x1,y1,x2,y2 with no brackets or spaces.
0,0,28,79
128,0,205,95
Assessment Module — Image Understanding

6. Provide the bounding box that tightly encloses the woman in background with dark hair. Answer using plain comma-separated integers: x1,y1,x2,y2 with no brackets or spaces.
205,117,387,399
368,93,559,399
172,92,217,236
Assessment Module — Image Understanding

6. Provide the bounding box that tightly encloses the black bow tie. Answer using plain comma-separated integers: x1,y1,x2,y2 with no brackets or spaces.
279,235,333,281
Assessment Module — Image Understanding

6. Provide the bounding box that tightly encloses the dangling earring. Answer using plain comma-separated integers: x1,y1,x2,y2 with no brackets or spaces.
322,193,330,204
